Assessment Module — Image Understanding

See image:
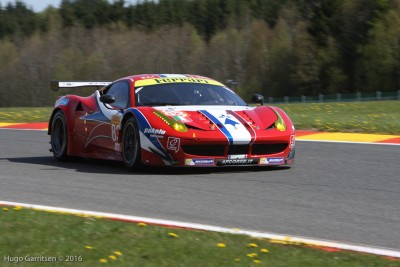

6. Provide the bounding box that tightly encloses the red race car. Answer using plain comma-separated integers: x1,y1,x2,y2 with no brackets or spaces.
49,74,295,168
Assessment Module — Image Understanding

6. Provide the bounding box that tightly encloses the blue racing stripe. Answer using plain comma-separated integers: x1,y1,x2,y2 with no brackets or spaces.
81,111,109,123
129,108,171,160
130,108,150,131
200,110,233,145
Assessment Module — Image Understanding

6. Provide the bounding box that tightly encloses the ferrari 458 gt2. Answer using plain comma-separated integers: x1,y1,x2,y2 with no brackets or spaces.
48,74,295,168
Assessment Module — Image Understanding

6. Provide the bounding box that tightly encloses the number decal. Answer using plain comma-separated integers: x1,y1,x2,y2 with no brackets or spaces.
111,124,118,142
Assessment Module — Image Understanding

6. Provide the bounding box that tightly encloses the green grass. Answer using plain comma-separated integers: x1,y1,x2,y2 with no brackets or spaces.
0,101,399,134
273,101,400,135
1,207,398,267
0,107,52,123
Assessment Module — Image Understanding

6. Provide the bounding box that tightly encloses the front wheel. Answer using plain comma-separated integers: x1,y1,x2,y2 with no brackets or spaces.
50,110,69,161
122,117,141,169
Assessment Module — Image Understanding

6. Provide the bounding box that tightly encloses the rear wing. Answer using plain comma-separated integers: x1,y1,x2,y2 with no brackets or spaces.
50,81,111,92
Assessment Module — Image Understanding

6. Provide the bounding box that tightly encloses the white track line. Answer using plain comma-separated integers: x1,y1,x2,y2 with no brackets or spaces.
1,200,399,259
0,128,47,131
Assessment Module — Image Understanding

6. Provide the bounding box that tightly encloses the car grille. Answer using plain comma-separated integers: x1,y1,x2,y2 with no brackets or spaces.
182,143,288,156
182,145,225,156
251,143,288,155
228,145,249,155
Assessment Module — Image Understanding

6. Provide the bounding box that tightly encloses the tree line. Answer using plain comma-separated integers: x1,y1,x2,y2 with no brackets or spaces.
1,0,400,106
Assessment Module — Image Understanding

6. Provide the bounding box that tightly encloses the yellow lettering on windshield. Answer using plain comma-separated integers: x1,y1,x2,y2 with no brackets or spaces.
135,77,222,87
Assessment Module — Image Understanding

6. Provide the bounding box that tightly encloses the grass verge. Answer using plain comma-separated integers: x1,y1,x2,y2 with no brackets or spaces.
273,101,400,135
0,107,52,123
0,101,399,134
1,207,399,267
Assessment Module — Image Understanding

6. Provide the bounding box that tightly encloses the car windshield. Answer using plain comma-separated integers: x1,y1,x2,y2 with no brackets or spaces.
134,83,247,107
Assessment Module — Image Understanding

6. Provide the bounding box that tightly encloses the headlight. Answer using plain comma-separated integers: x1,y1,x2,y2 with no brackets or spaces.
172,122,187,132
154,111,188,132
272,109,286,131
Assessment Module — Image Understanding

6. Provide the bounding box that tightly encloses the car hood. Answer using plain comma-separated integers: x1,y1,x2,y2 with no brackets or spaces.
153,105,278,131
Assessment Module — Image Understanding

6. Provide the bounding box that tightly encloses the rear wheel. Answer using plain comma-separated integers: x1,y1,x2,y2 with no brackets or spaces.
122,117,141,169
51,110,68,161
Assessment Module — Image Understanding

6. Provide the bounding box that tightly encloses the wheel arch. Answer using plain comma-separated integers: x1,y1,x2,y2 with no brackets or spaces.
48,107,64,135
120,110,142,168
120,111,137,141
49,108,69,160
49,106,76,157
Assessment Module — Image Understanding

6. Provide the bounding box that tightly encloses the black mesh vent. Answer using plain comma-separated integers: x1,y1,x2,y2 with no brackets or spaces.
182,145,225,156
252,143,288,155
75,102,83,111
228,145,249,155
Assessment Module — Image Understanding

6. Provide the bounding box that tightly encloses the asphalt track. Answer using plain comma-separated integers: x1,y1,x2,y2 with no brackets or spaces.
0,129,399,251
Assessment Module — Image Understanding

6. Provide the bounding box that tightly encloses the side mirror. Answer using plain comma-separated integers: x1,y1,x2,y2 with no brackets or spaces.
99,94,115,104
251,94,264,106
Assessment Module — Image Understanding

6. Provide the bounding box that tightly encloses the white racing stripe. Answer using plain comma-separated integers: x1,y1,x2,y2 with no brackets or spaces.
1,200,399,259
154,105,255,145
96,90,121,121
200,109,252,145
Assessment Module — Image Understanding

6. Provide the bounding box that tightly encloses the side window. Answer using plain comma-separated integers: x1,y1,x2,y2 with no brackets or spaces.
105,82,130,108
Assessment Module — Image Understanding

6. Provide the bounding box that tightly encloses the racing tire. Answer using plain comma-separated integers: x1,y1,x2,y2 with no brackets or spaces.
122,117,141,169
50,110,69,161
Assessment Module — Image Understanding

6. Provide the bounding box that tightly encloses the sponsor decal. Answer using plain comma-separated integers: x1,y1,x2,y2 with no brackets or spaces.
138,75,160,80
111,115,122,125
228,154,248,159
55,98,69,107
154,78,209,84
135,78,222,87
216,159,258,166
259,157,284,165
167,137,180,153
144,128,166,135
114,143,121,152
143,127,166,139
185,158,215,166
